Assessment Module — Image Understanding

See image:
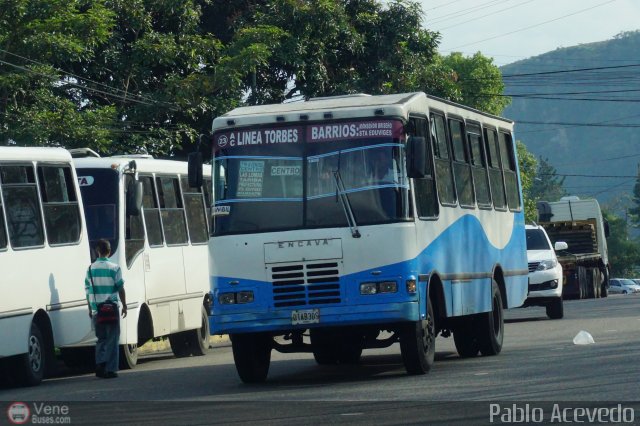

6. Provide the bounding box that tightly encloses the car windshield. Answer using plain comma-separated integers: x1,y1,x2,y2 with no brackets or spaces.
212,120,411,235
526,229,550,250
621,279,636,286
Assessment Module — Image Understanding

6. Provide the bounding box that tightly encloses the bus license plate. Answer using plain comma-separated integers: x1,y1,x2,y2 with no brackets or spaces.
291,309,320,325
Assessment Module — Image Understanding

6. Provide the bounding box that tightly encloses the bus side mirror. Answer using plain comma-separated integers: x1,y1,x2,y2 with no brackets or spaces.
407,136,428,179
127,181,143,216
604,219,610,238
188,151,203,188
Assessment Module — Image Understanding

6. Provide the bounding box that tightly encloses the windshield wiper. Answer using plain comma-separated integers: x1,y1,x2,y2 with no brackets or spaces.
333,170,361,238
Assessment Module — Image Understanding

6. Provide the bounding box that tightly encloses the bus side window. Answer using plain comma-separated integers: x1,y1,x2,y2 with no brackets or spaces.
0,183,7,250
140,175,164,247
466,124,491,208
0,164,45,248
498,131,521,211
484,128,507,210
181,177,208,244
37,165,81,245
410,116,438,219
156,176,188,245
125,175,145,266
430,113,456,206
448,118,475,207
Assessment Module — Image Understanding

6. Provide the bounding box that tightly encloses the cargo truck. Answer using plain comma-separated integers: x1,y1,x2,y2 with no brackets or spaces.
536,196,610,299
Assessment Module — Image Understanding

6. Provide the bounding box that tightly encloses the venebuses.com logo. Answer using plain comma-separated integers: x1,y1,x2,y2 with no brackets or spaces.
6,402,30,424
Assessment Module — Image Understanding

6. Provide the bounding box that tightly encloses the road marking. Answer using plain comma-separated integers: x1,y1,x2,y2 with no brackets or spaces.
474,372,489,376
340,413,364,416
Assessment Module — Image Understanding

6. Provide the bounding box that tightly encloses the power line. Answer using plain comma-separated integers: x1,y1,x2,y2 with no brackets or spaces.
448,0,619,50
516,121,640,128
0,54,179,111
434,0,536,31
539,173,637,178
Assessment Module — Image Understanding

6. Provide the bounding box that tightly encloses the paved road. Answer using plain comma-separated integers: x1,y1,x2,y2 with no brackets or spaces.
1,294,639,425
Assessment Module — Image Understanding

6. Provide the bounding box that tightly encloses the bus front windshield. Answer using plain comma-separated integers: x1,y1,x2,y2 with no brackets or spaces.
77,168,119,256
212,119,411,236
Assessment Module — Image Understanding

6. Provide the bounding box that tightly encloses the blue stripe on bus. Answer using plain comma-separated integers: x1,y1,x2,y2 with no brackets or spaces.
208,211,528,334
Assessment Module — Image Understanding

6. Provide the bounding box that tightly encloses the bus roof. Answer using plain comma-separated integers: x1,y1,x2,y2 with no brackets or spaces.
0,146,73,163
213,92,514,131
73,156,210,176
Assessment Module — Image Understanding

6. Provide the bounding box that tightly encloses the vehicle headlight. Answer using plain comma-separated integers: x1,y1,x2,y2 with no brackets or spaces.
236,291,254,304
537,259,558,271
360,282,378,295
218,293,236,305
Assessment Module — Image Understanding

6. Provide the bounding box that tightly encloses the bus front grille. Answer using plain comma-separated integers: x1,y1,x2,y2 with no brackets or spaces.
270,262,341,307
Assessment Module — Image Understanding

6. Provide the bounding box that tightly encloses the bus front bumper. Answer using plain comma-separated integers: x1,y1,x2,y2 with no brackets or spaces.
210,301,419,335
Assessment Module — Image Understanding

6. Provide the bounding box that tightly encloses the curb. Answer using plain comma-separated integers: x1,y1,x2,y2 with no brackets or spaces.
138,334,230,355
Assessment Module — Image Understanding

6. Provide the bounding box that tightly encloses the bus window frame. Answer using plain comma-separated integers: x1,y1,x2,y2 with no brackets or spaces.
0,162,46,250
409,113,439,221
447,115,476,209
498,129,522,212
139,174,164,248
465,121,493,211
0,175,7,251
180,175,209,246
36,162,83,247
155,174,189,247
429,110,458,209
483,125,508,212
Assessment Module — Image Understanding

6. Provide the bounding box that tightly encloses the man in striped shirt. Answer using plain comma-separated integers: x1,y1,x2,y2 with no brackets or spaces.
85,239,127,379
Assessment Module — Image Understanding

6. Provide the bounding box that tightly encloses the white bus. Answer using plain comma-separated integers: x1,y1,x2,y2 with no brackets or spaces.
0,147,91,386
71,151,212,368
194,92,528,383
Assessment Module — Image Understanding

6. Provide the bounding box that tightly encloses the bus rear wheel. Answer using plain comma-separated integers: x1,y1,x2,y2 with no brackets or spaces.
119,343,138,370
15,323,46,386
170,306,211,357
453,324,480,358
400,297,435,375
231,333,272,383
477,281,504,356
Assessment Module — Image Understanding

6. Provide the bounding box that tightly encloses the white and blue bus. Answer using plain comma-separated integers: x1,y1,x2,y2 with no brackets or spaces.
198,92,528,382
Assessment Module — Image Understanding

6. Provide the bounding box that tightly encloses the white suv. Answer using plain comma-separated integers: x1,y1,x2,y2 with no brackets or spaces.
524,224,567,319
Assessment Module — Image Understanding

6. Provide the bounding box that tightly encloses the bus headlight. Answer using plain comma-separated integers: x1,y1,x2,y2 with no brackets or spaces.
378,281,397,293
237,291,254,304
219,293,236,305
360,281,398,295
219,291,255,305
406,279,417,293
360,283,378,295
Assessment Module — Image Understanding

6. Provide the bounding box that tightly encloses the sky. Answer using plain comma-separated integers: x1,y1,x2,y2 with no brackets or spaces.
417,0,640,66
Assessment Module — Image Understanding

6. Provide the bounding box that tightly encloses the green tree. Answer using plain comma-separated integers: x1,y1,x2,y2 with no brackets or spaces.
627,165,640,228
0,0,116,148
439,52,510,115
530,157,566,202
517,140,537,223
1,0,281,155
604,210,640,277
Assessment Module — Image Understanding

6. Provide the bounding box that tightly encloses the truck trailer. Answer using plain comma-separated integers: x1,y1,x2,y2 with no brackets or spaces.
536,197,610,299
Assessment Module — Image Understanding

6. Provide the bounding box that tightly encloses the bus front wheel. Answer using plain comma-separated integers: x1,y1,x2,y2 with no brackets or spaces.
231,333,272,383
400,297,435,375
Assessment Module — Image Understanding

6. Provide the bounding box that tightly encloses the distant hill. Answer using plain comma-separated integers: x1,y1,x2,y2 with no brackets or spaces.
501,30,640,210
